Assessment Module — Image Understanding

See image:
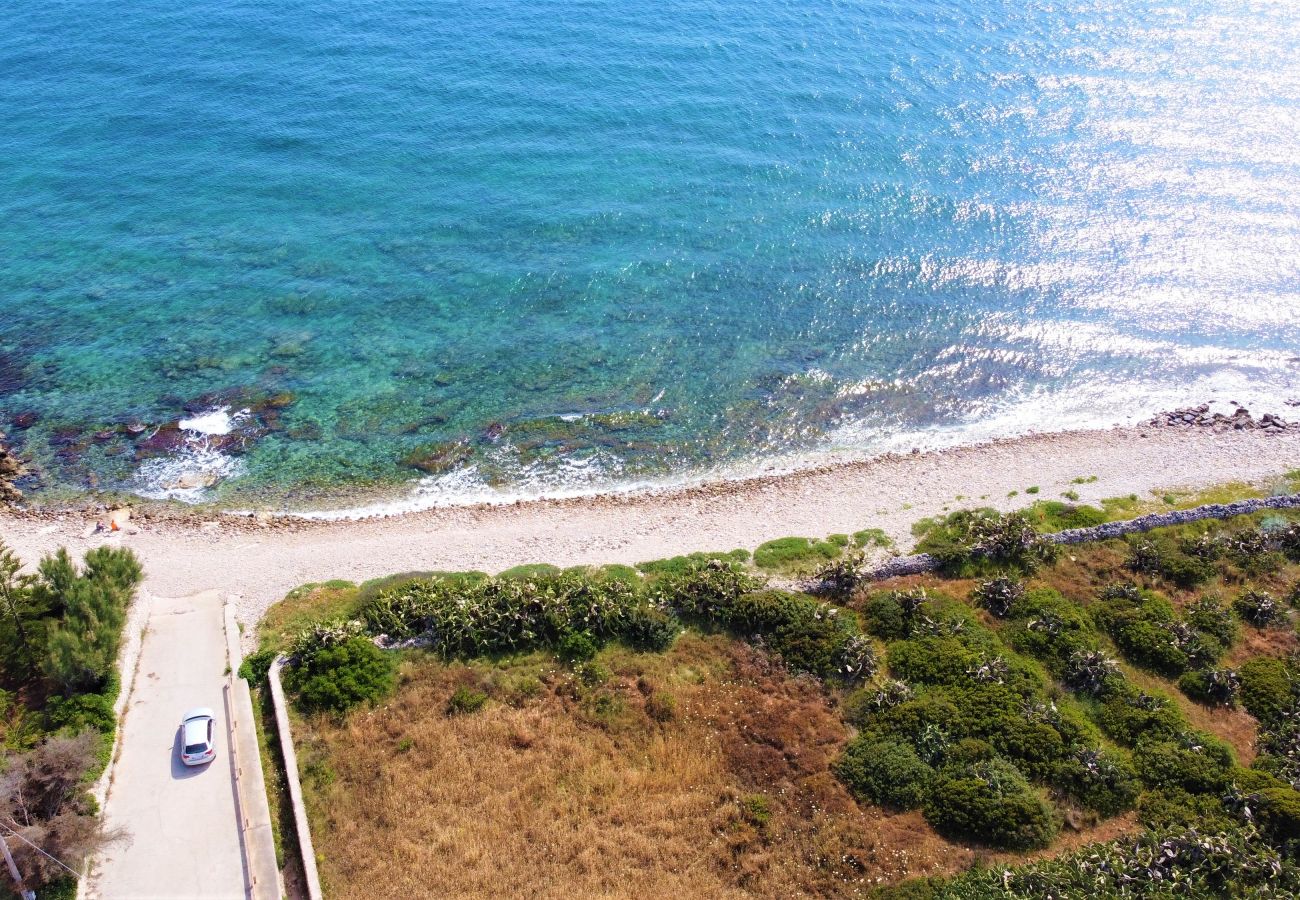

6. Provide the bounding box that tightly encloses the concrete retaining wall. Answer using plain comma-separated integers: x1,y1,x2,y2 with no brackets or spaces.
865,493,1300,581
222,603,284,900
268,657,324,900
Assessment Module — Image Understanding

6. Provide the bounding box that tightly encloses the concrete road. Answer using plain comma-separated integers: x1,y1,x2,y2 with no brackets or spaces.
86,590,247,899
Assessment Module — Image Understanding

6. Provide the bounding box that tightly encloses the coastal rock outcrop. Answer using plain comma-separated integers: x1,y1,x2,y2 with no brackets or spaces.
0,432,25,504
1145,404,1292,433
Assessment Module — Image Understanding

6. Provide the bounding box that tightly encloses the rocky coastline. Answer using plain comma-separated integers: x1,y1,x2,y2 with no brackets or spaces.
1145,403,1294,433
0,431,24,504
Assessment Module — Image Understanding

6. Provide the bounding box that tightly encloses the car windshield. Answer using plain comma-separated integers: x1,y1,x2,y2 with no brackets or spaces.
184,742,208,754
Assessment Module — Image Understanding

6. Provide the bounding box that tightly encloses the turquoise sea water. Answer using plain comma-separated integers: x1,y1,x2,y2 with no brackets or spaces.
2,0,1298,510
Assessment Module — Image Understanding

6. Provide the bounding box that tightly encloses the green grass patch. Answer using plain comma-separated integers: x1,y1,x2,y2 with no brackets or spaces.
752,536,843,571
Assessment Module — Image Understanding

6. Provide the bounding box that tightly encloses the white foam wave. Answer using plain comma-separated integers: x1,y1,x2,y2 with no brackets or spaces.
132,407,251,502
179,406,247,436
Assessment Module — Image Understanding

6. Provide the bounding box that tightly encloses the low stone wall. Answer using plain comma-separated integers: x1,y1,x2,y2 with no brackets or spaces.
268,657,324,900
865,493,1300,581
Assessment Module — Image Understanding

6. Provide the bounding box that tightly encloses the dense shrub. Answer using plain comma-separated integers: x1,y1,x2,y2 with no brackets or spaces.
971,576,1024,618
835,737,934,810
618,603,681,652
1092,583,1217,676
1001,592,1097,678
915,509,1059,576
238,648,277,684
923,759,1058,850
1055,747,1140,816
1092,683,1188,746
1178,667,1241,706
1025,501,1108,531
1063,649,1120,696
862,590,927,640
361,562,760,658
556,631,599,664
286,636,396,713
1127,535,1216,587
1133,731,1235,793
1234,589,1285,627
1219,528,1287,576
42,675,118,737
1137,787,1236,833
813,549,865,599
1239,656,1295,725
724,590,862,678
887,636,993,688
877,827,1300,898
1185,595,1239,648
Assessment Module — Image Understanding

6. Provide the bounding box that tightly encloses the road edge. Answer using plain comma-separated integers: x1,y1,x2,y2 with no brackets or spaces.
223,602,285,899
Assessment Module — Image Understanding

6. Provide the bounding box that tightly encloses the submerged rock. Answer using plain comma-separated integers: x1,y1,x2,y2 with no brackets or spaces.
401,439,473,475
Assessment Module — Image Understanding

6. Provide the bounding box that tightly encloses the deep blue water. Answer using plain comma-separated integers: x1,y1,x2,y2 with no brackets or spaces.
2,0,1298,509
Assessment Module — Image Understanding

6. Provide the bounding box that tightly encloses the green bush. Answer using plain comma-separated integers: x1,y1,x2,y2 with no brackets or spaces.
923,759,1058,850
887,637,980,687
361,563,761,658
1234,589,1284,628
446,685,488,716
1137,788,1235,833
557,631,599,664
238,648,277,684
970,576,1024,618
835,737,934,810
1025,501,1108,531
619,603,681,652
1056,748,1140,817
883,826,1300,897
1092,584,1209,677
863,590,922,640
286,637,396,714
42,674,118,736
1127,535,1216,588
1178,668,1241,706
724,590,861,678
1133,732,1235,793
914,509,1059,576
1185,595,1239,648
1255,786,1300,841
1092,683,1188,746
1001,593,1097,678
634,550,749,578
1239,656,1295,725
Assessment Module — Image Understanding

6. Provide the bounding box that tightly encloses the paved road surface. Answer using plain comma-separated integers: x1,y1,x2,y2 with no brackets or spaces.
86,590,247,899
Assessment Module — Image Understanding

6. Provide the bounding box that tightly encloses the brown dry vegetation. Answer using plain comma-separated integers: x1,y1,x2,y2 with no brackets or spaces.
296,634,973,899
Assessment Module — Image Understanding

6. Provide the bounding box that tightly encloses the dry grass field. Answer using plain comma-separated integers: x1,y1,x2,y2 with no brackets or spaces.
293,634,975,899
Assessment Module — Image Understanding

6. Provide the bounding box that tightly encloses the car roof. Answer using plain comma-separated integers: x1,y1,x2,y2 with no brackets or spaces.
183,717,210,744
182,707,215,723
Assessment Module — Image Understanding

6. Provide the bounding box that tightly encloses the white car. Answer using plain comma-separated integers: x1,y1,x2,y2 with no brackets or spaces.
180,707,217,766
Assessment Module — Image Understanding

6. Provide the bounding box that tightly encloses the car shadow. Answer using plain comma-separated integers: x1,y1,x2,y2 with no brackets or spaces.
170,728,211,780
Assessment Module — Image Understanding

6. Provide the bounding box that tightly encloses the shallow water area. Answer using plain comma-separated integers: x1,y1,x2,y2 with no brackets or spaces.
2,0,1298,507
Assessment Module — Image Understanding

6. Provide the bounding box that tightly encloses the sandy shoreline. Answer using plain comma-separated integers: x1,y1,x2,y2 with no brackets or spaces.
1,424,1297,642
